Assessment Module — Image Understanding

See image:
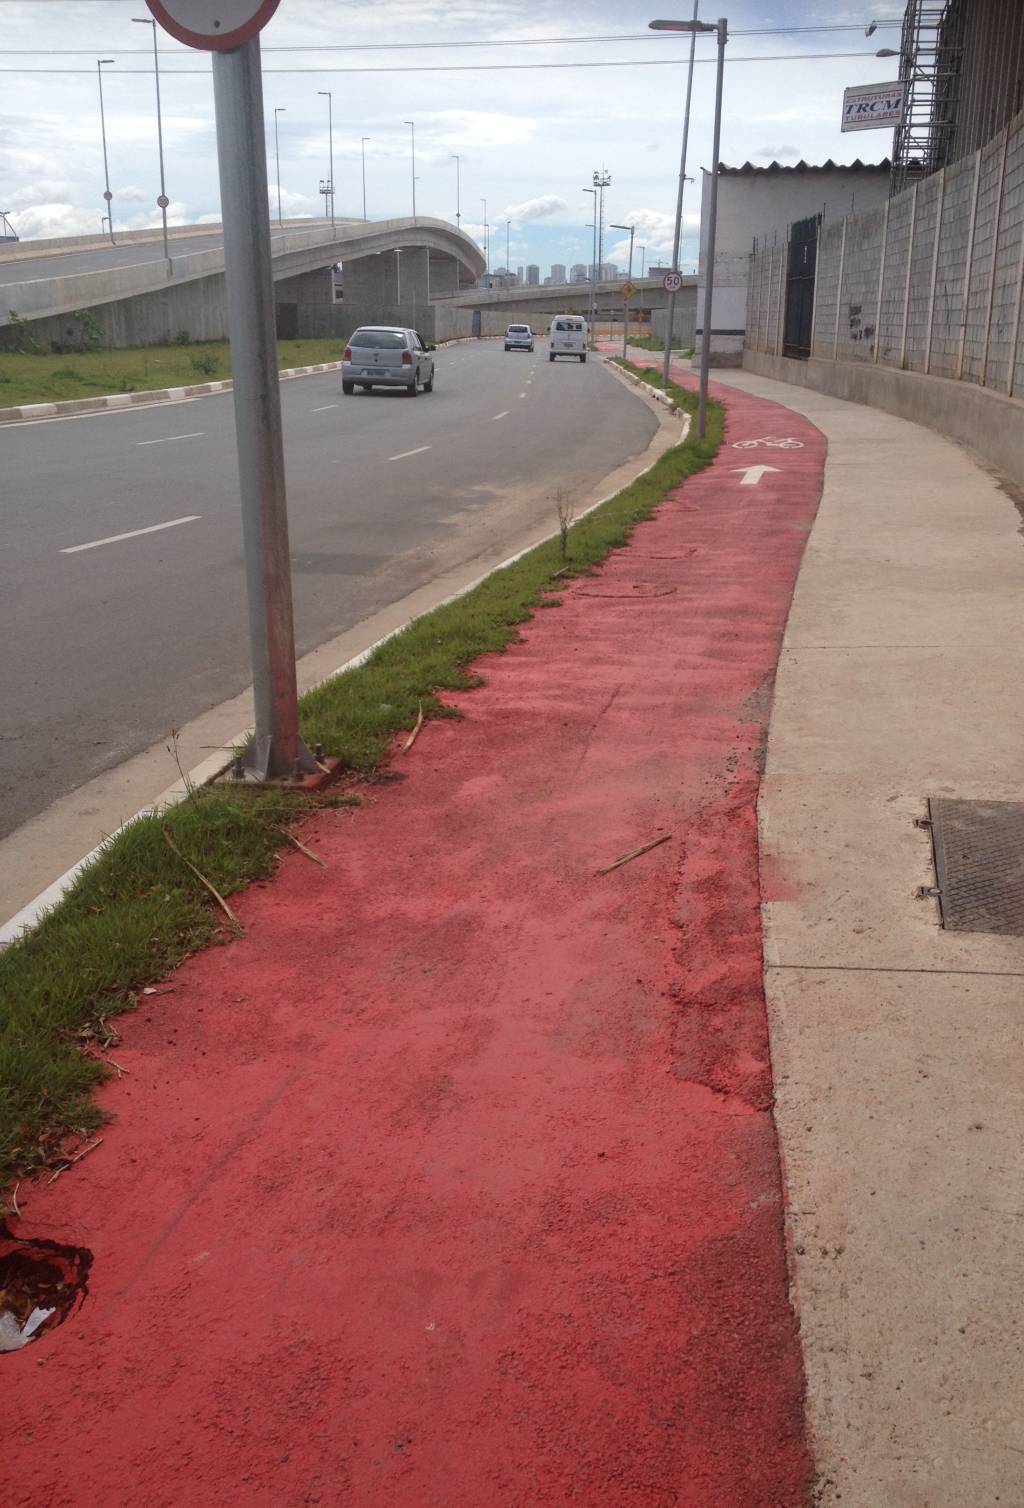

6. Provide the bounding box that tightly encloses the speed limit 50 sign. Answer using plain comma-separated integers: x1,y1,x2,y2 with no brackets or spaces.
145,0,280,50
662,270,683,293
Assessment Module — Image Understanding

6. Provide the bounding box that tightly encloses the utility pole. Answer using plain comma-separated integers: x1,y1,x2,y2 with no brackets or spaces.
481,197,488,273
452,153,461,226
506,218,511,273
361,137,369,218
132,19,170,261
97,58,115,243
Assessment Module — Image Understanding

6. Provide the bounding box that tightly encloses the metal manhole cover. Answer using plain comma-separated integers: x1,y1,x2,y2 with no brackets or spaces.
576,583,677,599
928,798,1024,935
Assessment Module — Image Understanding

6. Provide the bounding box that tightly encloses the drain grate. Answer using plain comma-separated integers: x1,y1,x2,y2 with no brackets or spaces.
927,798,1024,935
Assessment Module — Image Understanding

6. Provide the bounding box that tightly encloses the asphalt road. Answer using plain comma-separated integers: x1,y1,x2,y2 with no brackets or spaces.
1,344,656,837
0,228,305,285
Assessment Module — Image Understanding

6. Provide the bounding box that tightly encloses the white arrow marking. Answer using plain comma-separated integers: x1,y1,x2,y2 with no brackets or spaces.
732,465,782,486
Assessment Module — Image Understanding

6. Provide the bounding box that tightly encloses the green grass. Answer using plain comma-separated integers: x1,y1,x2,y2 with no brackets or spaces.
0,338,341,408
0,370,723,1200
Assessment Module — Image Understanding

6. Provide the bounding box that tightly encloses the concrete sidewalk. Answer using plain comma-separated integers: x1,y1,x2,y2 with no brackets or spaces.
710,366,1024,1506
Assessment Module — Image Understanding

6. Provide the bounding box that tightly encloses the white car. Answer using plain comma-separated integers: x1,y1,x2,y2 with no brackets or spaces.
549,315,588,362
342,326,435,396
504,323,535,352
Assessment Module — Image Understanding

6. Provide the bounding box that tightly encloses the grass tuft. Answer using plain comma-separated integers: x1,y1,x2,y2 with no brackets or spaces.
0,364,722,1198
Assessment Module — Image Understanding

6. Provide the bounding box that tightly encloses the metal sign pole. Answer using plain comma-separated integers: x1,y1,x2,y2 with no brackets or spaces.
212,36,316,780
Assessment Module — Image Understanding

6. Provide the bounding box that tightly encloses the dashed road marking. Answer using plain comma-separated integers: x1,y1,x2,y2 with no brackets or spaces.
61,515,201,554
136,431,205,446
312,404,338,413
492,411,510,421
388,445,432,461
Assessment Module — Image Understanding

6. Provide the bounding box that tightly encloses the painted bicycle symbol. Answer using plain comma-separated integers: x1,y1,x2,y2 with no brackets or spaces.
732,436,804,450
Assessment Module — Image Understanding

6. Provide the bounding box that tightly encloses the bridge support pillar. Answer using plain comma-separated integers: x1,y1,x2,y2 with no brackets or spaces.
274,267,335,305
341,251,400,304
428,254,460,296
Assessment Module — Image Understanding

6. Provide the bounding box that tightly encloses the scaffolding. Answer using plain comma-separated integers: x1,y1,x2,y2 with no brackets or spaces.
890,0,964,195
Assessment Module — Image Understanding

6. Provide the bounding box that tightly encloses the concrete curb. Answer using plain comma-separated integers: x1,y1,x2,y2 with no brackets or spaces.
0,366,685,948
0,360,343,424
606,358,687,417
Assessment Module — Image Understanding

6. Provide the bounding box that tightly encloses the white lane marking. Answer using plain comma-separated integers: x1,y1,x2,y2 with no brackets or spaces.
492,410,510,421
519,392,526,398
61,515,201,554
312,404,338,412
136,431,205,447
387,445,432,462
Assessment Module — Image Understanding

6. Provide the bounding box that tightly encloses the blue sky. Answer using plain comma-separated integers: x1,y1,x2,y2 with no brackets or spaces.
0,1,903,268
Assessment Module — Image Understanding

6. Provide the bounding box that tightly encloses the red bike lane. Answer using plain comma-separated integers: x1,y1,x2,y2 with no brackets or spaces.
6,371,826,1507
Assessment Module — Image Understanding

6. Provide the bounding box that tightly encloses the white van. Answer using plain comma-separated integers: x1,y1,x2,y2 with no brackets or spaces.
549,315,588,363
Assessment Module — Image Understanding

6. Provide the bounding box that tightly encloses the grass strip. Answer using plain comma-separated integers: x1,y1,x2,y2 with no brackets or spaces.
0,366,723,1198
0,338,341,408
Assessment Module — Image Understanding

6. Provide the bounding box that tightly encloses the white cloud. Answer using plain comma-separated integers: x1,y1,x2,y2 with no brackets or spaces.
504,195,568,225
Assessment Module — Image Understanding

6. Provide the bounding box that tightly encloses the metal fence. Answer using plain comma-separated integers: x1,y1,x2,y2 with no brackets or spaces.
746,104,1024,398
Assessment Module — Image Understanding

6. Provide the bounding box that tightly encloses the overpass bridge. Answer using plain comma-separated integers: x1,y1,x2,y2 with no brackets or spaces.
0,217,484,349
430,274,698,345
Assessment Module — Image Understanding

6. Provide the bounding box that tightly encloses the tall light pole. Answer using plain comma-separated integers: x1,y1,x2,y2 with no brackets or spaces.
132,20,169,261
611,222,636,358
273,106,285,226
639,245,647,278
481,197,488,273
361,137,369,219
582,186,598,333
452,154,461,227
651,14,728,437
505,218,511,273
404,120,416,216
317,91,334,231
96,59,115,243
652,2,700,386
593,167,611,279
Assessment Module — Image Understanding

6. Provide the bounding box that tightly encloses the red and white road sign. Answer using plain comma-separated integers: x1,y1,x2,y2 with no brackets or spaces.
145,0,280,51
662,270,683,293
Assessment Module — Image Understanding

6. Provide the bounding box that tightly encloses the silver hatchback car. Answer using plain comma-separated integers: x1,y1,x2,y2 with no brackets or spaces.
342,326,436,396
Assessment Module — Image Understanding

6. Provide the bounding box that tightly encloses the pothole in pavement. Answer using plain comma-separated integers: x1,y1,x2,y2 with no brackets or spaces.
0,1224,92,1353
576,583,678,599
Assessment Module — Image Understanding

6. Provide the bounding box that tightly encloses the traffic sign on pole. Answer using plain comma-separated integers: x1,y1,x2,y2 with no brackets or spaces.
620,281,637,300
145,0,280,52
662,270,683,293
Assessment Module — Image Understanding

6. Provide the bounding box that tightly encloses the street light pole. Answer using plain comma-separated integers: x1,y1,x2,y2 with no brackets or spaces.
361,137,369,219
317,91,334,231
404,120,416,216
481,197,488,273
452,154,461,226
96,59,115,243
506,218,511,274
651,1,700,385
650,14,727,436
639,245,647,278
132,20,169,261
582,186,598,333
611,222,636,358
273,106,285,226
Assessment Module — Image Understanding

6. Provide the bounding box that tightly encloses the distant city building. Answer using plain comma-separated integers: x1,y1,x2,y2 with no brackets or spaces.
550,263,567,284
570,262,588,283
516,265,525,284
599,262,619,279
490,266,518,288
526,264,540,285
